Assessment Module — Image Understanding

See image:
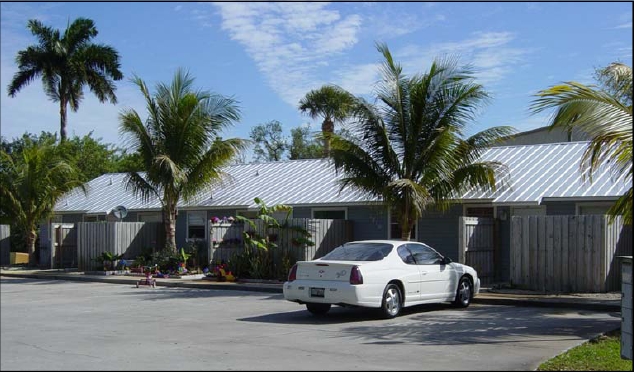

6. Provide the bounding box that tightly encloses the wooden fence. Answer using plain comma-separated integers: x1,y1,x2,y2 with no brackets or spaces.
209,218,353,264
458,217,496,285
0,225,10,266
510,215,632,293
76,222,163,270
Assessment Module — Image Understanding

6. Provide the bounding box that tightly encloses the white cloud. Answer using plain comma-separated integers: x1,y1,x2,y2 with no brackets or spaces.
615,21,632,29
212,2,362,107
391,31,532,86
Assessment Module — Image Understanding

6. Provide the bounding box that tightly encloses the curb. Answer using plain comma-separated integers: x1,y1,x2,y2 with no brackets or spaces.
1,272,621,311
472,297,620,312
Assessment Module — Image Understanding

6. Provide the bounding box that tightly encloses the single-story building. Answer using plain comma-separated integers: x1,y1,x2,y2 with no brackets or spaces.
44,140,631,284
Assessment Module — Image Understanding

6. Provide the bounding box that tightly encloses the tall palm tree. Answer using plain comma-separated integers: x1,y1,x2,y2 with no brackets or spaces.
327,43,514,240
298,85,355,157
119,69,248,250
531,62,632,225
7,18,123,142
0,139,84,266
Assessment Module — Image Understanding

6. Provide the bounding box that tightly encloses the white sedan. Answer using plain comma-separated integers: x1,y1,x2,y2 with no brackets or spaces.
283,240,480,318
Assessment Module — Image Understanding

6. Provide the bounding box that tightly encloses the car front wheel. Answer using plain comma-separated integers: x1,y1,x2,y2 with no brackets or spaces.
381,283,402,318
453,276,472,308
306,303,331,315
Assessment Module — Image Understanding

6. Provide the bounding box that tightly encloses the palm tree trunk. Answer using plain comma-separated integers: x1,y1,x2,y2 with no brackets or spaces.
322,118,334,157
26,228,37,267
163,206,177,252
59,99,68,142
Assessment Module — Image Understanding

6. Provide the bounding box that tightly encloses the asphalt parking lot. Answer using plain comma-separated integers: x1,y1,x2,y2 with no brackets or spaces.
0,277,621,371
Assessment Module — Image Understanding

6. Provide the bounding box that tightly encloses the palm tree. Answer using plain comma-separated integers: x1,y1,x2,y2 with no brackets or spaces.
531,62,632,225
327,43,514,240
298,85,356,157
0,138,84,266
7,18,123,142
119,69,248,251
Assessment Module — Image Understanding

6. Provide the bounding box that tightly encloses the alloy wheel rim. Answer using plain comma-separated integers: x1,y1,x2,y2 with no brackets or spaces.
386,287,400,315
460,281,471,304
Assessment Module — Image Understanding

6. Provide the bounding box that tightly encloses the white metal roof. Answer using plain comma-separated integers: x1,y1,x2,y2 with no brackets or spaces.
54,159,378,214
460,141,631,204
54,142,630,214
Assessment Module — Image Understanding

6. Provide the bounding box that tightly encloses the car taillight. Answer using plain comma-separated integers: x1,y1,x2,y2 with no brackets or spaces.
349,265,363,285
288,263,298,282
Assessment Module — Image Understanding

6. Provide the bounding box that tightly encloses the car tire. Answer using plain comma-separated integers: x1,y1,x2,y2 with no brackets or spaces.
380,283,402,319
453,276,472,308
306,303,331,315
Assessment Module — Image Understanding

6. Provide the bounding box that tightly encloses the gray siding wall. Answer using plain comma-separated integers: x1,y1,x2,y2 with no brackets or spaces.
293,205,386,240
495,126,589,147
544,201,576,215
418,204,463,262
349,205,387,241
123,212,138,222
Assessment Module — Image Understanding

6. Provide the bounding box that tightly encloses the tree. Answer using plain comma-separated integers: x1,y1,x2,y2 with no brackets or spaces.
298,85,355,157
119,69,247,251
7,18,123,142
326,43,514,240
531,62,632,225
288,124,323,160
250,120,287,162
0,138,84,265
1,131,143,182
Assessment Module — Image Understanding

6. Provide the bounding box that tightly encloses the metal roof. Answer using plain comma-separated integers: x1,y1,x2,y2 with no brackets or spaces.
460,141,631,204
54,142,630,214
54,159,378,214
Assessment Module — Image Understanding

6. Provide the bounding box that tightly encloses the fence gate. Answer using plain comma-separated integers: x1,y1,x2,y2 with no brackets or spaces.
50,223,77,269
459,217,496,286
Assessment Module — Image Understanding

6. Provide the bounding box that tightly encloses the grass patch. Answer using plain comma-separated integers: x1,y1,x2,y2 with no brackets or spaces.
538,328,632,371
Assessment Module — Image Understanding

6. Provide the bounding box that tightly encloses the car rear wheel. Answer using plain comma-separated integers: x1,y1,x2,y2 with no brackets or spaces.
453,276,472,308
381,283,402,318
306,303,331,315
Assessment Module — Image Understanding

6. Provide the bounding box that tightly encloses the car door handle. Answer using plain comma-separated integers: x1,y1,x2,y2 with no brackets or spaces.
420,271,428,275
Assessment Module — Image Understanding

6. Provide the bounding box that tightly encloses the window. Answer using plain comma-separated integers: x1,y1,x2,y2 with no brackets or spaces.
321,242,393,261
465,207,494,218
397,246,416,265
187,211,206,240
406,243,443,265
312,208,347,220
388,209,417,240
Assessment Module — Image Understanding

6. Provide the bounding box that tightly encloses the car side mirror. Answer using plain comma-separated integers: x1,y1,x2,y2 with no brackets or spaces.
442,256,452,265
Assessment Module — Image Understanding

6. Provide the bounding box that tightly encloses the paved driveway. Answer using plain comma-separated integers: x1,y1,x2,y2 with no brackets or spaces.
0,277,621,371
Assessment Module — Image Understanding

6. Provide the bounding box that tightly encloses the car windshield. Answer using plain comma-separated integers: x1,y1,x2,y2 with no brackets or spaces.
321,242,393,261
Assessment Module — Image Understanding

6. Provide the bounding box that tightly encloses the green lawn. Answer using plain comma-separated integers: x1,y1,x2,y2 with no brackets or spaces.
538,329,633,371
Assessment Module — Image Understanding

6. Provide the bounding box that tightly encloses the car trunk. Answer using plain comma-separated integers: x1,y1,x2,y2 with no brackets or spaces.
296,261,362,282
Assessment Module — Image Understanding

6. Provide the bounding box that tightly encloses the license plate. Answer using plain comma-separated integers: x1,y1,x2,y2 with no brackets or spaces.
310,287,325,298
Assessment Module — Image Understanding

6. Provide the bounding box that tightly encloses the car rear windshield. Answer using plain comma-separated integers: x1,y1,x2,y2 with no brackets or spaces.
321,243,393,261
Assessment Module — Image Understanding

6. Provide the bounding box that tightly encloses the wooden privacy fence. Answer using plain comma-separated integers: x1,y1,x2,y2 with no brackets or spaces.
209,218,353,264
511,215,632,293
458,217,497,285
77,222,163,270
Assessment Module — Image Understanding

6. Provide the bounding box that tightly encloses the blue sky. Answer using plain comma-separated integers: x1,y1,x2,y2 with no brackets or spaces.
1,2,632,161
